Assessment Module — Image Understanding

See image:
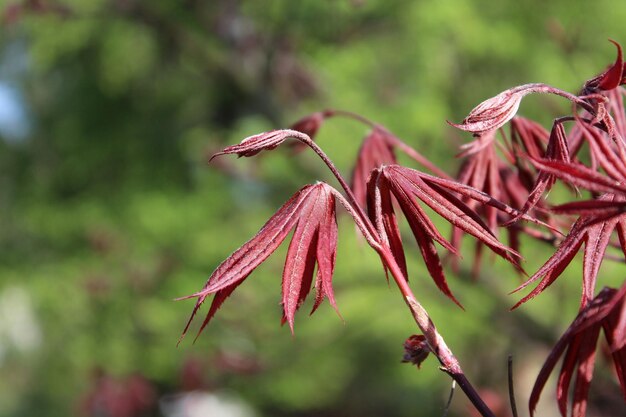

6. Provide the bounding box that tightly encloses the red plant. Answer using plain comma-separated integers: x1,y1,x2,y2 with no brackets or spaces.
181,40,626,417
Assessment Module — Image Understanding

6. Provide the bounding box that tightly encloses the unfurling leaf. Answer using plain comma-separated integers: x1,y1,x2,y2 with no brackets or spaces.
180,182,341,339
288,110,333,152
290,111,329,140
402,334,431,369
210,129,308,159
448,84,561,135
352,127,398,208
583,40,625,92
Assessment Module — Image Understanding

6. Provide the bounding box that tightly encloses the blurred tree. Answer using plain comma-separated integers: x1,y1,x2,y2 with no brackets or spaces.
1,1,626,416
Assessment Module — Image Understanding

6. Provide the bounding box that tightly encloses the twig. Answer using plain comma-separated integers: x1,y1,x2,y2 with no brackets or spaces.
442,380,456,417
508,355,519,417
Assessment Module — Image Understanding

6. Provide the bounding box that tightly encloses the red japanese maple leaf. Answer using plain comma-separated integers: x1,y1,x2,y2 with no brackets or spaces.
583,39,625,93
179,181,341,338
367,164,527,306
529,284,626,417
511,193,626,309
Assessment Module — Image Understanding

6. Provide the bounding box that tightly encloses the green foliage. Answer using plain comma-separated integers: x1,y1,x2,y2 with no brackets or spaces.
1,1,626,416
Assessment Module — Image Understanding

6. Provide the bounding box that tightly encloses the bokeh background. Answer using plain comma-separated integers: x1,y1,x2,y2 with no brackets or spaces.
1,1,626,416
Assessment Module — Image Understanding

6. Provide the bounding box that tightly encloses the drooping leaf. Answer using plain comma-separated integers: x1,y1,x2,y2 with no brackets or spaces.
352,126,449,208
367,169,408,280
512,196,626,309
281,193,323,331
583,40,625,92
529,286,626,417
312,194,339,314
512,121,571,221
210,129,308,159
352,127,398,208
181,182,342,339
529,158,626,195
367,165,525,305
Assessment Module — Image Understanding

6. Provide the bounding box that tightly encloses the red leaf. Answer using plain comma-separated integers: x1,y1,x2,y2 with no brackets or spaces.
448,84,560,135
367,169,408,279
529,158,626,195
576,119,626,181
312,194,339,314
210,129,307,159
510,117,550,161
584,40,624,92
352,127,398,208
529,287,626,416
367,165,523,304
411,219,463,308
290,111,329,140
282,203,320,331
181,183,341,339
512,205,625,309
513,121,570,220
570,326,600,417
288,111,332,152
602,290,626,396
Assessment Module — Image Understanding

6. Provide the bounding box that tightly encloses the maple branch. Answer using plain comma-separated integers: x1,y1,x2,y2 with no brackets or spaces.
315,147,496,416
377,246,496,417
297,140,497,416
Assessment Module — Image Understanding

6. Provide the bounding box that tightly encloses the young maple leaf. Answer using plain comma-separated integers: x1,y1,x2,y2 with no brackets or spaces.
288,110,334,153
511,196,626,310
179,182,340,339
528,158,626,196
352,127,398,208
367,165,524,306
401,334,431,369
529,284,626,417
450,132,501,275
509,116,551,163
448,83,578,136
449,120,561,275
210,129,308,159
509,121,571,221
583,40,625,93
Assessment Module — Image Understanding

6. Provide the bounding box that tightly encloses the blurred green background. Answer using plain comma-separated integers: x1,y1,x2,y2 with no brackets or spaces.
1,1,626,416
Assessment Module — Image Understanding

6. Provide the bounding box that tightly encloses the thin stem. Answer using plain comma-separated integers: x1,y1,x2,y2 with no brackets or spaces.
328,109,453,179
386,133,454,179
296,134,379,239
519,83,596,114
442,380,456,417
508,355,519,417
329,109,377,128
381,248,496,417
